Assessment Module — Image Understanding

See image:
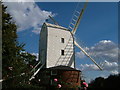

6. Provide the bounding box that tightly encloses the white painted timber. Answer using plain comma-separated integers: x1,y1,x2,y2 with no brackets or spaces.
39,23,75,68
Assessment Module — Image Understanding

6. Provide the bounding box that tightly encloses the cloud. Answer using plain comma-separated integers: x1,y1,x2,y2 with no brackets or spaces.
110,70,119,75
88,40,118,62
76,52,85,58
4,1,54,34
80,64,99,71
3,0,34,2
76,40,118,62
102,60,118,71
79,60,118,72
76,40,118,73
31,53,39,61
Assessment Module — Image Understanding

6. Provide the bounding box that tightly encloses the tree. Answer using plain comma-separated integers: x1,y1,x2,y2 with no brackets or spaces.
88,74,120,89
1,3,38,88
88,77,105,88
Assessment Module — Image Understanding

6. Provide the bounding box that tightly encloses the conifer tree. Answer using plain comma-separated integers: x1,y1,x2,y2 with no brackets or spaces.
2,3,37,88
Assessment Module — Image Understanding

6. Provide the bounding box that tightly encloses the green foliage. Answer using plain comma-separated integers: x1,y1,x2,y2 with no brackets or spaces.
2,3,24,78
88,74,120,89
1,3,39,88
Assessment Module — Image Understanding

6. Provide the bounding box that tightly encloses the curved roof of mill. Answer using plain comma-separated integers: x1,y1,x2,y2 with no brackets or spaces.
44,23,69,31
42,65,81,71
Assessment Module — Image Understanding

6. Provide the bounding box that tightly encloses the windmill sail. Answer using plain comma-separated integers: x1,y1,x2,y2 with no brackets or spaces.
74,41,102,70
48,15,59,25
68,2,88,35
68,2,103,70
29,63,44,81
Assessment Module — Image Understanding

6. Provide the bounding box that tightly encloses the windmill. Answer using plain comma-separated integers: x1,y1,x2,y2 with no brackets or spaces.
29,2,102,81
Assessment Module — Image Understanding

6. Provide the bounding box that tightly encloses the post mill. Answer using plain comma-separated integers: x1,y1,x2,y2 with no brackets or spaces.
29,2,102,89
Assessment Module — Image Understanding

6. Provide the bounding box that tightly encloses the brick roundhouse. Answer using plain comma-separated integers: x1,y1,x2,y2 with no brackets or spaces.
35,65,81,89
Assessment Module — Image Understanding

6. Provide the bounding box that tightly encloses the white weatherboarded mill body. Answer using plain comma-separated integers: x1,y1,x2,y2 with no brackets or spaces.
39,23,75,68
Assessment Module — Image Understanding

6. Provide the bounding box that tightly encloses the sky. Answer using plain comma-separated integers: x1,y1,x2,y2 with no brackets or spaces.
4,1,119,83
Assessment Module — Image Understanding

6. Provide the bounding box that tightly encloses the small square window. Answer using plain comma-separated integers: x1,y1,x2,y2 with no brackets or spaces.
61,50,64,55
61,38,64,43
51,70,57,75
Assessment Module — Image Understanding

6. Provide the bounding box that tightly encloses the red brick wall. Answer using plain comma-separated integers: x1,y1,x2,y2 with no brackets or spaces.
38,69,81,89
58,70,81,89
